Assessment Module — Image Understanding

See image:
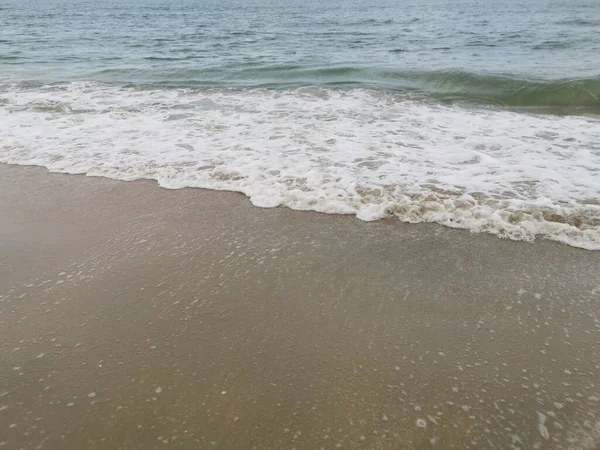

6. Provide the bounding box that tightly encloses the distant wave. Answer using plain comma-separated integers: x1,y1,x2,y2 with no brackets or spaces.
556,18,600,26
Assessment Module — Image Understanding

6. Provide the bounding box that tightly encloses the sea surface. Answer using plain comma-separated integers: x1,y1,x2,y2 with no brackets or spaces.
1,0,599,248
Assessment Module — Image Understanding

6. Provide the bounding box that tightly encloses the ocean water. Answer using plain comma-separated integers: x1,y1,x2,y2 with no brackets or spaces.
1,0,599,248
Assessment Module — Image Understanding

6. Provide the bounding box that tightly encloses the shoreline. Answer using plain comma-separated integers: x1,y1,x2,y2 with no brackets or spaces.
2,160,599,252
1,163,599,450
3,82,600,251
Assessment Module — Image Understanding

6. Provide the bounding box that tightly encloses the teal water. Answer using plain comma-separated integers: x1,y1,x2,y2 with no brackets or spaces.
1,0,600,109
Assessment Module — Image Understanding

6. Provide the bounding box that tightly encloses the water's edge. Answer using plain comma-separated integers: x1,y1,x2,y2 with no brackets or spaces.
2,83,599,250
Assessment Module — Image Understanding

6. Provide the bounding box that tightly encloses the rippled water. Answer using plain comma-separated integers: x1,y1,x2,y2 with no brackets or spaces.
2,0,600,92
1,0,599,248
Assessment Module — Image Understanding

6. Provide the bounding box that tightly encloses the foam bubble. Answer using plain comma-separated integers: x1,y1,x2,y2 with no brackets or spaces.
538,412,550,440
1,82,599,249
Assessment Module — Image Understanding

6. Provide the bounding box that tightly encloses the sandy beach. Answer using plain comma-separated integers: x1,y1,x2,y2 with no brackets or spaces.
1,163,599,450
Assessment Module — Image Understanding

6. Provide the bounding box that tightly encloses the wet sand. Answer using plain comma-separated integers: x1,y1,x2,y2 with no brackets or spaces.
1,163,599,450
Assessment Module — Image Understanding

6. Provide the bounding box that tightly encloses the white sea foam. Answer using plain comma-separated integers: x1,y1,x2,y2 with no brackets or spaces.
1,82,599,249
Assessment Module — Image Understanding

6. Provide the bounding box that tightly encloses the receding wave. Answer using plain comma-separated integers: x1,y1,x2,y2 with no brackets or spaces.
76,67,600,111
1,82,599,250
